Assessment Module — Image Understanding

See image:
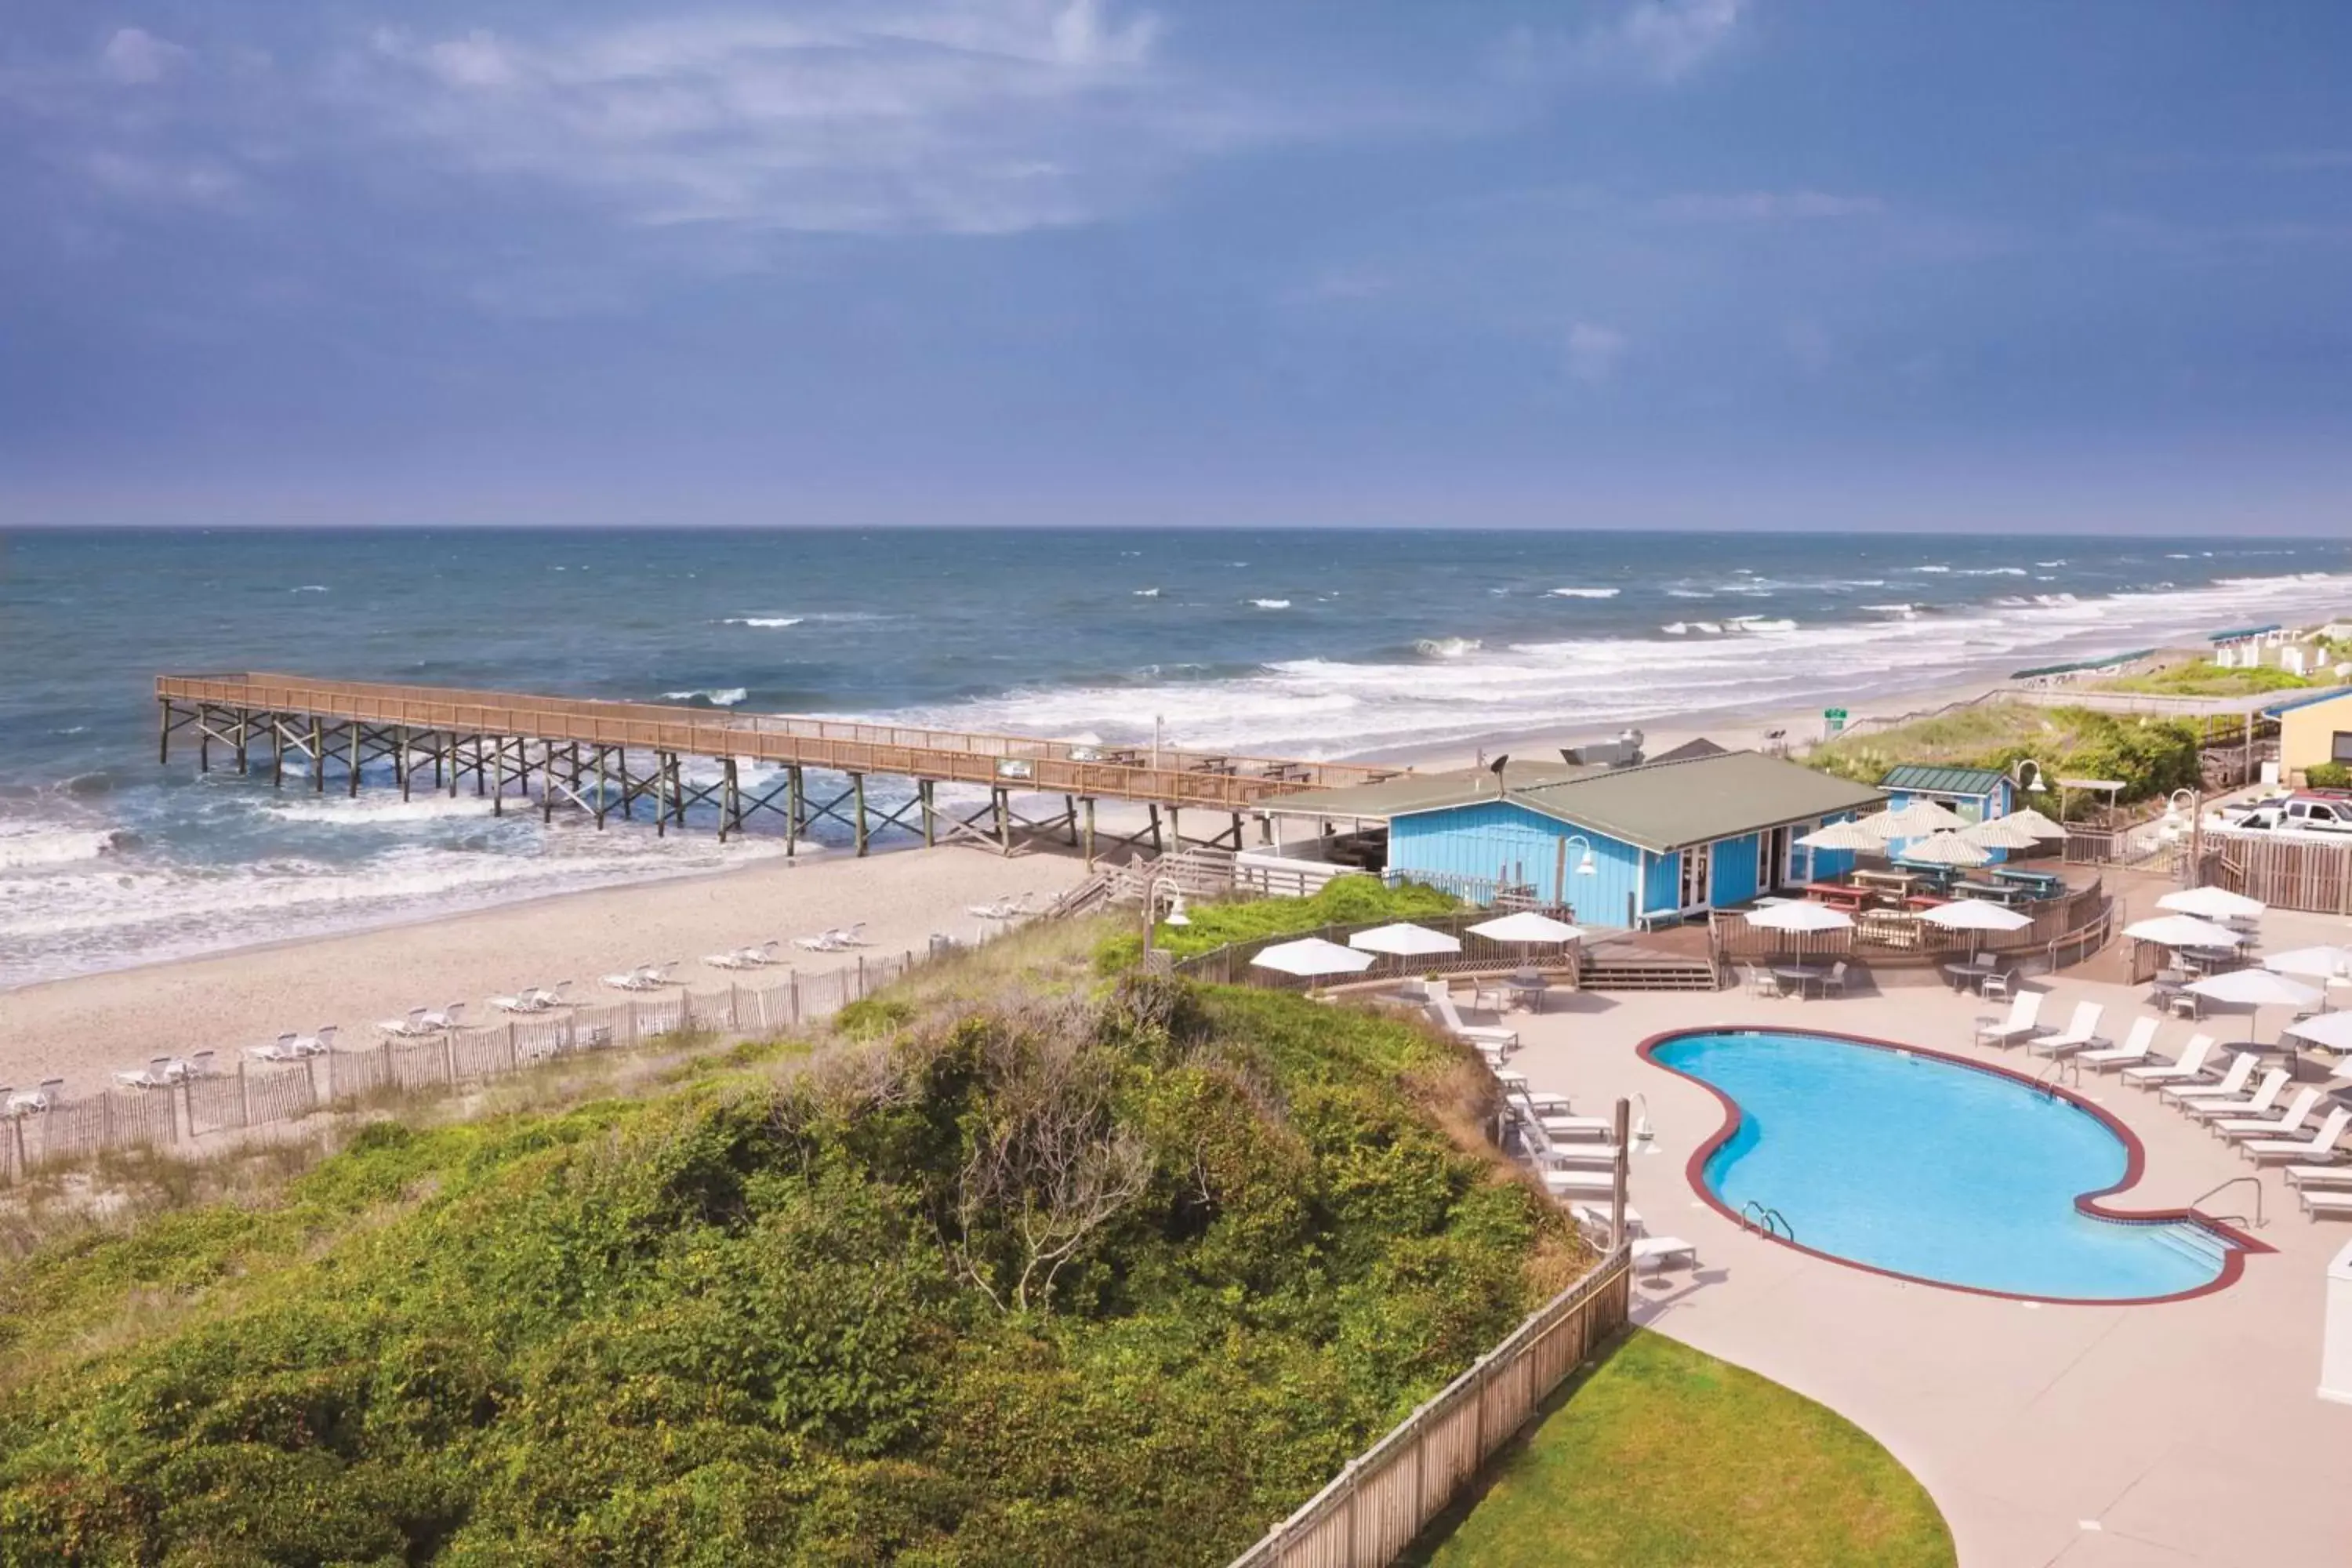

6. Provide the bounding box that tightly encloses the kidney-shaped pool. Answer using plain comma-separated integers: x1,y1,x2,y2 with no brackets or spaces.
1645,1028,2259,1303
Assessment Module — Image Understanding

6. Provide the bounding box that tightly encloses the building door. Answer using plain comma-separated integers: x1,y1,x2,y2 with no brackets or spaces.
1679,845,1711,910
1764,826,1791,891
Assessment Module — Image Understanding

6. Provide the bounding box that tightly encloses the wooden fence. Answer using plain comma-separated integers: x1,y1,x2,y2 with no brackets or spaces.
0,956,907,1185
1228,1245,1633,1568
2202,829,2352,915
1707,877,2111,969
1171,911,1582,991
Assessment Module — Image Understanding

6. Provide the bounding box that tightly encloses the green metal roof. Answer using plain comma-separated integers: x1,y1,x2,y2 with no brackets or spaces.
1409,750,1887,853
1878,763,2009,797
2263,688,2352,720
2009,648,2157,679
2207,623,2280,643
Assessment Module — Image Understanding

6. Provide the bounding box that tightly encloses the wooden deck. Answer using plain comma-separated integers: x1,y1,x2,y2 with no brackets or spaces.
155,672,1404,859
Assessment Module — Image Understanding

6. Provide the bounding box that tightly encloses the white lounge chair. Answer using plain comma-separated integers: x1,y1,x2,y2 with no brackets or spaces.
792,931,848,953
112,1056,176,1090
1538,1112,1614,1142
2297,1188,2352,1218
2178,1066,2285,1123
2214,1087,2323,1142
4,1080,64,1116
1541,1168,1614,1197
531,982,573,1009
492,985,550,1012
2241,1107,2352,1165
1570,1201,1645,1239
2285,1165,2352,1189
421,1003,466,1031
737,942,779,967
1631,1236,1700,1272
2122,1036,2220,1088
702,949,754,971
2078,1018,2160,1073
291,1026,336,1054
2027,1000,2105,1058
379,1007,433,1037
1540,1143,1624,1168
602,965,663,991
1430,993,1519,1058
1744,964,1783,998
2160,1051,2257,1106
1820,960,1849,999
1975,992,2043,1048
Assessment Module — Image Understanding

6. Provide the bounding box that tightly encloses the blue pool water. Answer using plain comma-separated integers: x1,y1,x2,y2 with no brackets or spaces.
1652,1029,2235,1301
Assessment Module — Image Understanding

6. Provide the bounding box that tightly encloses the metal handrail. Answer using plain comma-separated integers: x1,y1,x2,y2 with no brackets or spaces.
2033,1057,2082,1095
2190,1174,2266,1230
1739,1200,1795,1241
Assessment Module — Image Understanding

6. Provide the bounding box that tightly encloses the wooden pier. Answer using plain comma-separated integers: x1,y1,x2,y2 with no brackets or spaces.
156,673,1403,862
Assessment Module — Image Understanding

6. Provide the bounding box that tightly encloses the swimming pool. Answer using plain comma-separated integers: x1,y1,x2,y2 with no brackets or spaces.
1646,1028,2255,1303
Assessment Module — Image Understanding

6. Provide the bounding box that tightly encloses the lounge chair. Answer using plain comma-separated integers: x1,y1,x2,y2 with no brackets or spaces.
2285,1165,2352,1189
2241,1107,2352,1165
492,985,550,1012
1975,992,2043,1048
2160,1051,2256,1106
421,1003,466,1031
2213,1087,2323,1142
1429,993,1519,1058
793,931,848,953
2297,1188,2352,1219
1538,1112,1614,1142
3,1080,64,1116
1570,1201,1646,1239
602,965,664,991
2122,1036,2219,1088
1744,964,1782,998
112,1056,175,1090
1821,960,1849,999
2078,1018,2160,1073
702,949,754,971
378,1007,433,1037
1631,1236,1700,1272
1541,1168,1614,1198
1540,1142,1624,1168
829,924,872,947
738,942,779,967
2028,1000,2105,1058
2178,1066,2285,1123
532,982,572,1009
294,1026,337,1054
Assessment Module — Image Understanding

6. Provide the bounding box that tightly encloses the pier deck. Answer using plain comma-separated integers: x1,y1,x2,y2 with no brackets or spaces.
157,673,1404,861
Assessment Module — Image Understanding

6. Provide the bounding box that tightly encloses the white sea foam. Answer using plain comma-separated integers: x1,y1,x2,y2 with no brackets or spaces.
1911,564,1952,573
1133,587,1161,597
1550,587,1621,599
1861,603,1921,616
1250,598,1291,610
1958,567,2028,576
723,616,804,628
1665,589,1715,599
1414,637,1482,658
0,825,122,870
1692,621,1724,634
259,794,499,826
662,687,749,706
1726,617,1798,633
2037,560,2067,567
290,584,329,593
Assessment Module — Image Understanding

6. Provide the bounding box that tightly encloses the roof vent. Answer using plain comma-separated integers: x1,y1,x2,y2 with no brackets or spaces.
1559,730,1646,769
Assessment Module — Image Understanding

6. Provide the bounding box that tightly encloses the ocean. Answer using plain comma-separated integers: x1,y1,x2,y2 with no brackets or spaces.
4,527,2349,985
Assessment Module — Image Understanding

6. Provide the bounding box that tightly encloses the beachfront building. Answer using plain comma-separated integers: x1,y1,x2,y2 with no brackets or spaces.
1875,762,2018,862
2268,688,2352,784
1263,750,1884,926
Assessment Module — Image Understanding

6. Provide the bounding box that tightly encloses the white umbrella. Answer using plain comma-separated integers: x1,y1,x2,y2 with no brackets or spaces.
2285,1011,2352,1054
1899,830,1992,868
2122,914,2248,949
2157,885,2265,923
1961,815,2042,851
2000,806,2069,840
1347,922,1462,957
1742,902,1854,934
1919,898,2033,932
2187,968,2321,1011
1797,818,1881,851
1250,938,1376,978
1466,911,1585,944
1869,799,1967,837
2265,946,2352,986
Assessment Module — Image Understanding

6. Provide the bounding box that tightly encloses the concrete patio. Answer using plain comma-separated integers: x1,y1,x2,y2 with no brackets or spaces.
1476,905,2352,1566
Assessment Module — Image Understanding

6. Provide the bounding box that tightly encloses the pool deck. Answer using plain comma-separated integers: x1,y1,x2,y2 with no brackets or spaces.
1485,905,2352,1567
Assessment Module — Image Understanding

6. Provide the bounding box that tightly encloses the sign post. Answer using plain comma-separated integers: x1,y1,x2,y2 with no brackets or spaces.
1823,707,1849,740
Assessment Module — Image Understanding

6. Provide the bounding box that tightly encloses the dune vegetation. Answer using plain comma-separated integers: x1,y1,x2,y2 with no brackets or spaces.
1806,700,2204,804
0,924,1583,1566
1091,872,1460,971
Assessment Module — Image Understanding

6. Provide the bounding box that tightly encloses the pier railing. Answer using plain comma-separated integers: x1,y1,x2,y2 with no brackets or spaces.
157,673,1398,812
0,958,905,1185
1227,1244,1632,1567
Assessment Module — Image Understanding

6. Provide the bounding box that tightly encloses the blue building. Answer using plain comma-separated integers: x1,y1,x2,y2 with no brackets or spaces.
1876,763,2018,863
1267,750,1886,927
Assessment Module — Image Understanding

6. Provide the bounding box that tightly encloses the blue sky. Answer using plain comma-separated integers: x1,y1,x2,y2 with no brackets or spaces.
5,1,2350,530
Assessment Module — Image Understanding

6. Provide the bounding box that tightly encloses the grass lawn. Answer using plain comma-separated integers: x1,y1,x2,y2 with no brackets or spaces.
1405,1330,1955,1568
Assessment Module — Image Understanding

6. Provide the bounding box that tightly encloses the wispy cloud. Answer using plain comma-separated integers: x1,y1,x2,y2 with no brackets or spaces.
1566,321,1628,383
1648,188,1882,222
1497,0,1748,87
100,27,190,86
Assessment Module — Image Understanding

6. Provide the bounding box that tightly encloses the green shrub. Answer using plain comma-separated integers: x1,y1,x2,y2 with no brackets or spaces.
0,977,1570,1567
2308,762,2352,789
1094,875,1460,972
1808,702,2201,804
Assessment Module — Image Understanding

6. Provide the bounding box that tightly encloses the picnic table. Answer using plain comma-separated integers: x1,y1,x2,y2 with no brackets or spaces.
1851,869,1919,892
1951,879,2029,905
1773,964,1832,996
1991,866,2065,898
1803,881,1871,913
1941,958,2003,992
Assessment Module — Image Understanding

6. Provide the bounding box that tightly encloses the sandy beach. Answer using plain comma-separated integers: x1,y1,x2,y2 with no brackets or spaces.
0,844,1085,1098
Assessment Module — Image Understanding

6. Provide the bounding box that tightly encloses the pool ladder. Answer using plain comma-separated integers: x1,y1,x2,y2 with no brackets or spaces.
1739,1200,1795,1242
2189,1174,2266,1232
2032,1057,2082,1096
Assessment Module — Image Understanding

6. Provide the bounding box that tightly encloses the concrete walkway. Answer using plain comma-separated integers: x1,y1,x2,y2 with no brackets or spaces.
1483,911,2352,1566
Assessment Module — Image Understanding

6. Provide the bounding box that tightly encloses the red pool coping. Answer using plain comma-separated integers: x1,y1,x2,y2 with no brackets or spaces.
1637,1025,2274,1306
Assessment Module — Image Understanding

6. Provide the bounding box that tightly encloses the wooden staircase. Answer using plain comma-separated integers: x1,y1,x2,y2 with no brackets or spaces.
1575,931,1722,992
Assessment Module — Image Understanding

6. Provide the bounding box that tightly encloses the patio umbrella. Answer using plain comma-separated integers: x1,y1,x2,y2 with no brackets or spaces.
2000,806,2069,840
1960,815,2042,851
1919,898,2033,932
2157,885,2265,923
1868,799,1968,838
2265,946,2352,987
2285,1011,2352,1055
1742,898,1853,967
2186,968,2324,1069
1796,818,1881,851
1899,830,1993,868
1347,922,1462,957
2122,914,2248,949
1250,938,1376,980
1465,911,1585,944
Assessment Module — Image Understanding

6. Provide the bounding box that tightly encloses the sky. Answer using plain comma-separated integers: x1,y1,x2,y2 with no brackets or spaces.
4,0,2351,531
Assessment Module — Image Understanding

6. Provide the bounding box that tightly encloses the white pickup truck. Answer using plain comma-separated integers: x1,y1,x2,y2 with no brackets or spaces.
2222,793,2352,835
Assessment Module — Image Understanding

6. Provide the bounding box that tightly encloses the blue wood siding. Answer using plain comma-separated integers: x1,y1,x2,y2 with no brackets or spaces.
1709,833,1762,908
1883,786,2011,865
1801,813,1860,882
1642,849,1682,916
1387,800,1647,924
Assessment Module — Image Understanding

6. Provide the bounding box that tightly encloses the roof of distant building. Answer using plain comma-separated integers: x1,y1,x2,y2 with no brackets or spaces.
1878,763,2010,797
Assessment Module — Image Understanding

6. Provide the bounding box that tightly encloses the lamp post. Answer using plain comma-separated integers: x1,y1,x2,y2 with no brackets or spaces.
2164,786,2204,885
1139,877,1189,969
1550,833,1598,915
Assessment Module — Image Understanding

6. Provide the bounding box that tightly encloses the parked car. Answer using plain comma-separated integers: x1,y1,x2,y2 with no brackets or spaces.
2225,791,2352,835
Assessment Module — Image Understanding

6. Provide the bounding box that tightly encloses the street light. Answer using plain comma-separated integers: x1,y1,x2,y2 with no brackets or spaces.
2164,786,2206,877
1139,878,1190,963
1563,834,1599,877
2013,758,2049,794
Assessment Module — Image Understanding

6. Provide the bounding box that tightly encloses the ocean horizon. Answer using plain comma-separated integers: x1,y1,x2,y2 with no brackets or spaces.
5,525,2349,985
